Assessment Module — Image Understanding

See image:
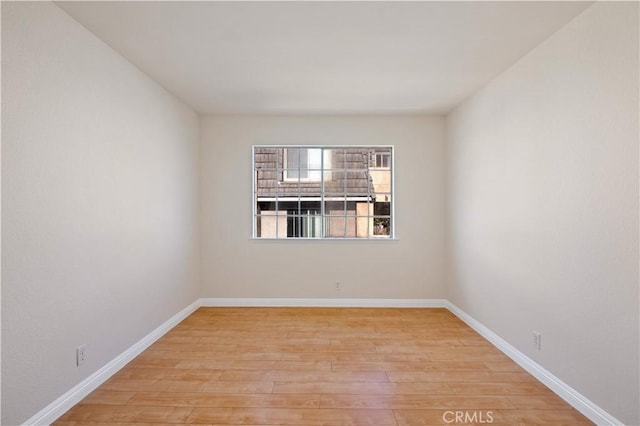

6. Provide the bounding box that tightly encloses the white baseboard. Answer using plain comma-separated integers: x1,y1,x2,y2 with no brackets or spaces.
26,298,620,426
199,297,447,308
23,300,200,426
445,301,622,426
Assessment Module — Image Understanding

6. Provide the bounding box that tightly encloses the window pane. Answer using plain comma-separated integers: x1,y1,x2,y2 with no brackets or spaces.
256,212,287,238
325,216,357,238
373,193,392,207
257,201,278,212
373,216,391,236
324,170,346,192
370,148,392,169
285,147,300,169
254,147,278,168
343,149,369,170
346,170,372,195
370,169,391,194
307,148,322,168
325,149,345,169
324,198,346,216
284,147,322,181
354,202,373,238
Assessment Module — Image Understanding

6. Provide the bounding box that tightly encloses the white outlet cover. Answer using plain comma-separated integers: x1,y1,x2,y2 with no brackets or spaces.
76,345,87,366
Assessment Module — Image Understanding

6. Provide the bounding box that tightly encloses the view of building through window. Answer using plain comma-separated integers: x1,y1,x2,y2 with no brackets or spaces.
253,146,393,239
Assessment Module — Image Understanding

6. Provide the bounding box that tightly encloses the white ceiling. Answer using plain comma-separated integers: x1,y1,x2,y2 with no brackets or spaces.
56,1,592,115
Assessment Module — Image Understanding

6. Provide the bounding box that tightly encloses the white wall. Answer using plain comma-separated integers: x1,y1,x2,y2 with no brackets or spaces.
1,3,201,424
446,2,639,424
201,115,445,299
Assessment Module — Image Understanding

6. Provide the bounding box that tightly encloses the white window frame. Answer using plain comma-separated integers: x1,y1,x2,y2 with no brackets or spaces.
252,145,395,240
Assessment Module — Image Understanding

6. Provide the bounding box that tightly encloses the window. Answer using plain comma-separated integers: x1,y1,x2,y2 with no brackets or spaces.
283,148,323,181
372,150,391,168
253,146,394,239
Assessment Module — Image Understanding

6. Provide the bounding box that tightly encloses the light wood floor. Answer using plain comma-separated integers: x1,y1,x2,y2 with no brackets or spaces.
55,307,592,425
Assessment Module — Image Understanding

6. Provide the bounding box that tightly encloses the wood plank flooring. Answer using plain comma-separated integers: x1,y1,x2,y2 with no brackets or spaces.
54,308,592,425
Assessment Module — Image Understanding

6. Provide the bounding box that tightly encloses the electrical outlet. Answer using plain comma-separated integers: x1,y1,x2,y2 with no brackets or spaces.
532,332,541,351
76,345,87,366
336,281,341,290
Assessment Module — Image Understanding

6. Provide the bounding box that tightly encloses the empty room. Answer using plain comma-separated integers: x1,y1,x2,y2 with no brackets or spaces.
2,1,638,425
